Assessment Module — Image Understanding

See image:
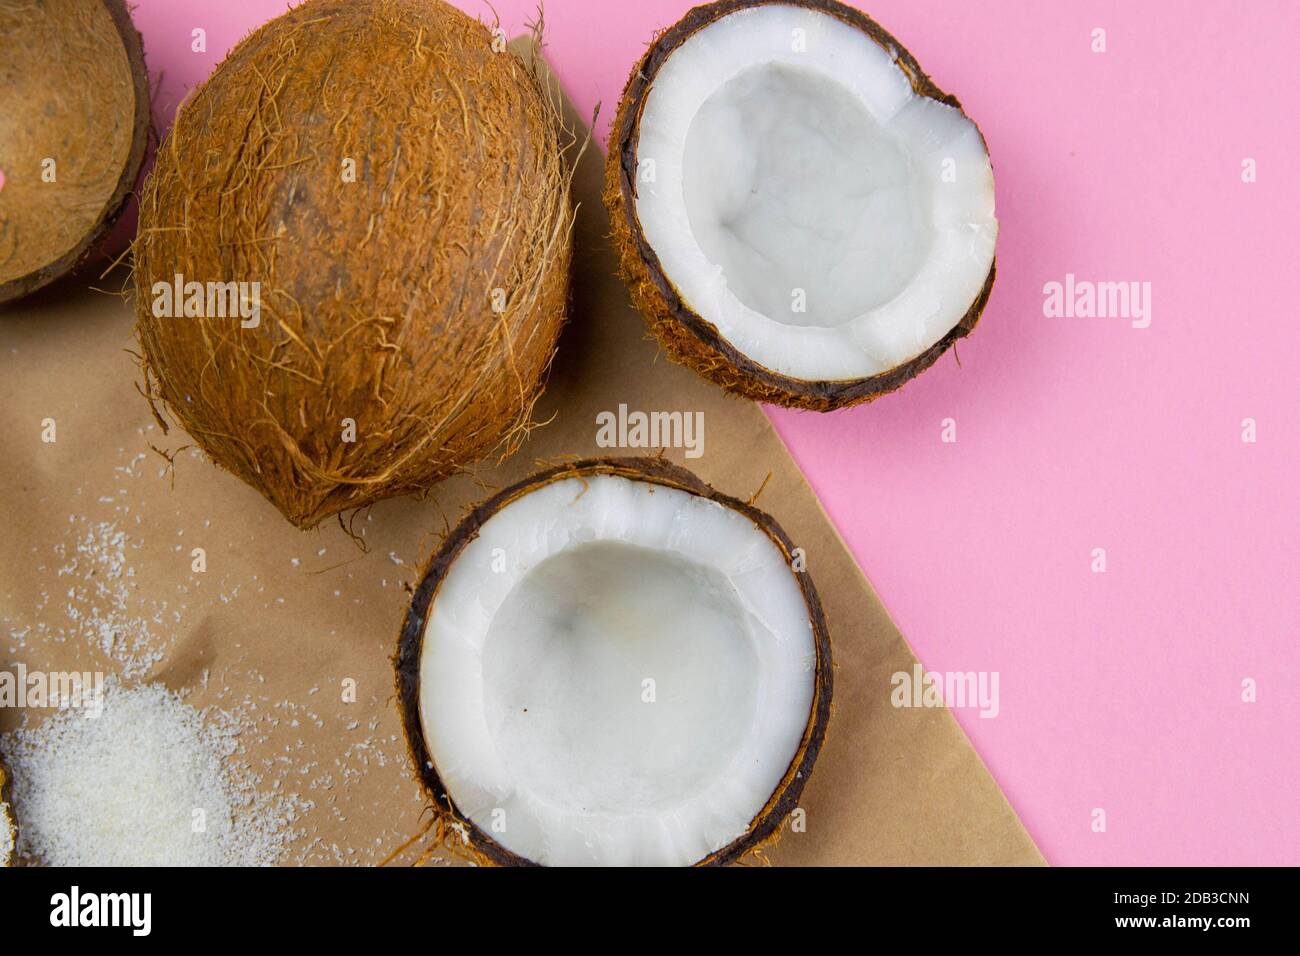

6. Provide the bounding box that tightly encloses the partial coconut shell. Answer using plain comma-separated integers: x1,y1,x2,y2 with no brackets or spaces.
395,456,833,866
0,0,150,305
133,0,574,529
604,0,996,411
0,752,15,867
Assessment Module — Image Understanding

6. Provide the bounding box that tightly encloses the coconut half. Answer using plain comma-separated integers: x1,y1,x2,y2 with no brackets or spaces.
0,0,150,305
606,0,997,409
396,458,832,866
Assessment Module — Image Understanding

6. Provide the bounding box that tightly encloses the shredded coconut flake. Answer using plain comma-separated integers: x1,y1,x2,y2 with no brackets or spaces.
48,517,170,678
4,681,302,866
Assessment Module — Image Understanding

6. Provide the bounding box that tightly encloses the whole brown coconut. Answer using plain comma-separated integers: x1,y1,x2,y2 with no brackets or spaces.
605,0,998,411
134,0,574,528
395,457,833,867
0,0,150,304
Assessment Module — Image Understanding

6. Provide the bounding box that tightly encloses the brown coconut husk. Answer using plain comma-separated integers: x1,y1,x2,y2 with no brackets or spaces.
393,456,834,867
0,752,15,867
0,0,150,304
133,0,576,529
604,0,997,411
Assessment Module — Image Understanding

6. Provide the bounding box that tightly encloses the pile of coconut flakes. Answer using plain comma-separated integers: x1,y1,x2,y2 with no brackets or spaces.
4,679,301,866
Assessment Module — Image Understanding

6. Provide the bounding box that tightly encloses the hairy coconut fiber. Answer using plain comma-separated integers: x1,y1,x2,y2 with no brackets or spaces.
0,0,150,304
133,0,574,529
604,0,996,411
393,457,833,867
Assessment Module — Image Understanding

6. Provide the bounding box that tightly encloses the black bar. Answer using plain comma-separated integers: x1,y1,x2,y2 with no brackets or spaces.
3,866,1281,941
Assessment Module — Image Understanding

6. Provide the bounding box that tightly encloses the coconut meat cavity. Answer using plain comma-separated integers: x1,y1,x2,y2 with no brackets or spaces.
418,474,816,866
633,2,997,381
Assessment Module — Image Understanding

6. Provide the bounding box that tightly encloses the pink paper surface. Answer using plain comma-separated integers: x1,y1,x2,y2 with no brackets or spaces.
123,0,1299,865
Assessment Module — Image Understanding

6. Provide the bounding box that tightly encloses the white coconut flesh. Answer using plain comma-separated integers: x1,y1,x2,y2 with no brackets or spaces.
634,3,997,381
418,474,817,866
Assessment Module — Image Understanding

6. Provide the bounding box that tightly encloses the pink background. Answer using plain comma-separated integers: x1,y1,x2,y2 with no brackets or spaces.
124,0,1298,865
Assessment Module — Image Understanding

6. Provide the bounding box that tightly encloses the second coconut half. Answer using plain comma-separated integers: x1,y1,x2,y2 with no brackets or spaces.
396,458,832,866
